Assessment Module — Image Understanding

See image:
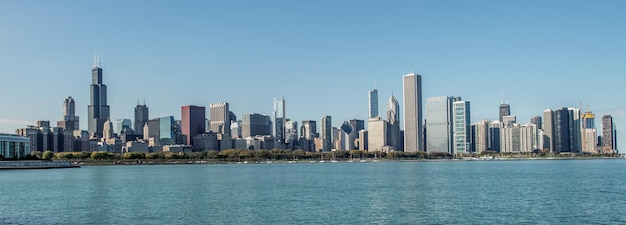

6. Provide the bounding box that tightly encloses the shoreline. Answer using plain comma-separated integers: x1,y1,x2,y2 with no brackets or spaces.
72,156,623,166
0,160,80,170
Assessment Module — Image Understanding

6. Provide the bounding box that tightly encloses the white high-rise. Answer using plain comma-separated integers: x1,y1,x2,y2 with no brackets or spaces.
387,94,401,151
453,100,471,154
403,73,423,152
273,97,286,146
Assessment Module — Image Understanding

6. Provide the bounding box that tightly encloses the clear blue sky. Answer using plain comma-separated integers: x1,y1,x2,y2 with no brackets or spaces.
1,1,625,149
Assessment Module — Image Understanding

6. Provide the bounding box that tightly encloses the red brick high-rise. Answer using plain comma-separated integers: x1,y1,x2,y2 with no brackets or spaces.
181,105,206,145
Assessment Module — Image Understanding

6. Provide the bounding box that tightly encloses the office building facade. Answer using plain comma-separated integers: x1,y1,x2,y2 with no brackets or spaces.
403,73,423,152
181,105,206,145
369,89,378,118
87,55,110,138
57,96,79,131
134,103,149,136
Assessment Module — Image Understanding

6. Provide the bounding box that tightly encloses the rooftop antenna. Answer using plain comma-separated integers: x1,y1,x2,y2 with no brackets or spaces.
137,98,140,105
143,98,146,105
505,89,509,104
93,53,97,68
97,52,100,68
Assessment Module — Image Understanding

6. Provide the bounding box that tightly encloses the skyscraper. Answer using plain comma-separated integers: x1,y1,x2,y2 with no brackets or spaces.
453,100,471,154
368,89,378,118
273,97,286,146
88,55,110,138
134,103,149,136
602,115,615,153
499,92,510,122
403,73,423,152
425,96,456,153
499,104,510,122
553,107,581,153
301,120,317,151
241,113,271,138
530,116,542,130
210,103,230,135
181,105,206,145
582,110,597,153
321,116,332,151
387,94,401,151
57,96,79,131
502,115,517,127
543,109,555,151
472,120,490,154
489,121,503,152
367,117,388,151
116,119,131,133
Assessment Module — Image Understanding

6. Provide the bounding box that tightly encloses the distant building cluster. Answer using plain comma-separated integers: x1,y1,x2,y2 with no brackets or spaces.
4,57,619,158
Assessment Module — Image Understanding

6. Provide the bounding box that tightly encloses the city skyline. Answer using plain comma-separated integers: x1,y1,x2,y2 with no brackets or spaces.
1,1,625,150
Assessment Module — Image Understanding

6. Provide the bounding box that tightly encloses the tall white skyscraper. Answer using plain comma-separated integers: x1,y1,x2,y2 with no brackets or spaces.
403,73,423,152
273,97,286,146
387,94,401,151
453,100,471,154
368,89,378,118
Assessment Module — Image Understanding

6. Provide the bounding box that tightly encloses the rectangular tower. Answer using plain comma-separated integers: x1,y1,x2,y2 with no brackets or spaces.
425,96,456,153
368,89,378,118
87,56,110,138
321,116,332,151
134,103,149,136
181,105,206,145
403,73,423,152
210,103,230,135
602,115,614,153
273,97,286,146
453,100,471,154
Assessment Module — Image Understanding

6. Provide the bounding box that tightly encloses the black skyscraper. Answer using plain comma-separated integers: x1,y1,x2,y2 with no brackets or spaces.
87,55,110,138
134,102,149,136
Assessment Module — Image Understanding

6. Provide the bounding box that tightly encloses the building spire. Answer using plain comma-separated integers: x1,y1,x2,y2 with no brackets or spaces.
93,53,97,69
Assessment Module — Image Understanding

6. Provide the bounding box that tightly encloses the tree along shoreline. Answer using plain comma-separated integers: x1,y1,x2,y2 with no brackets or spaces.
7,149,620,166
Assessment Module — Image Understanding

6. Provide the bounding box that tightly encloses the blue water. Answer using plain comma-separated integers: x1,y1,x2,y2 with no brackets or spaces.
1,160,625,224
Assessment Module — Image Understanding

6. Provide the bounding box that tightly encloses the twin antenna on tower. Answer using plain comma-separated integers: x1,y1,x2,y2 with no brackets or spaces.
500,89,509,105
93,53,101,68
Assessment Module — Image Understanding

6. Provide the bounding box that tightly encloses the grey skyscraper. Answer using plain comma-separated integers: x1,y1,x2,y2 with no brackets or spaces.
368,89,378,118
403,73,423,152
273,97,286,146
530,116,542,130
210,102,230,135
87,55,110,138
241,113,271,138
387,94,400,151
321,116,332,151
57,96,79,131
117,119,131,132
425,96,456,153
499,104,510,122
134,103,149,136
602,115,615,152
543,109,554,151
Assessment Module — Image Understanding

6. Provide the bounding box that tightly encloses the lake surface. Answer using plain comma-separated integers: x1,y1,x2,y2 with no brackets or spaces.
1,159,625,224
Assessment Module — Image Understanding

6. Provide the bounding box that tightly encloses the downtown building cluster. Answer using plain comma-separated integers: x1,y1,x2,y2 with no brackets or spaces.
9,59,619,157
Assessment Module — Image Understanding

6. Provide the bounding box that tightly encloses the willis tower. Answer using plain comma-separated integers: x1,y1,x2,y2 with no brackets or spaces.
88,54,110,138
